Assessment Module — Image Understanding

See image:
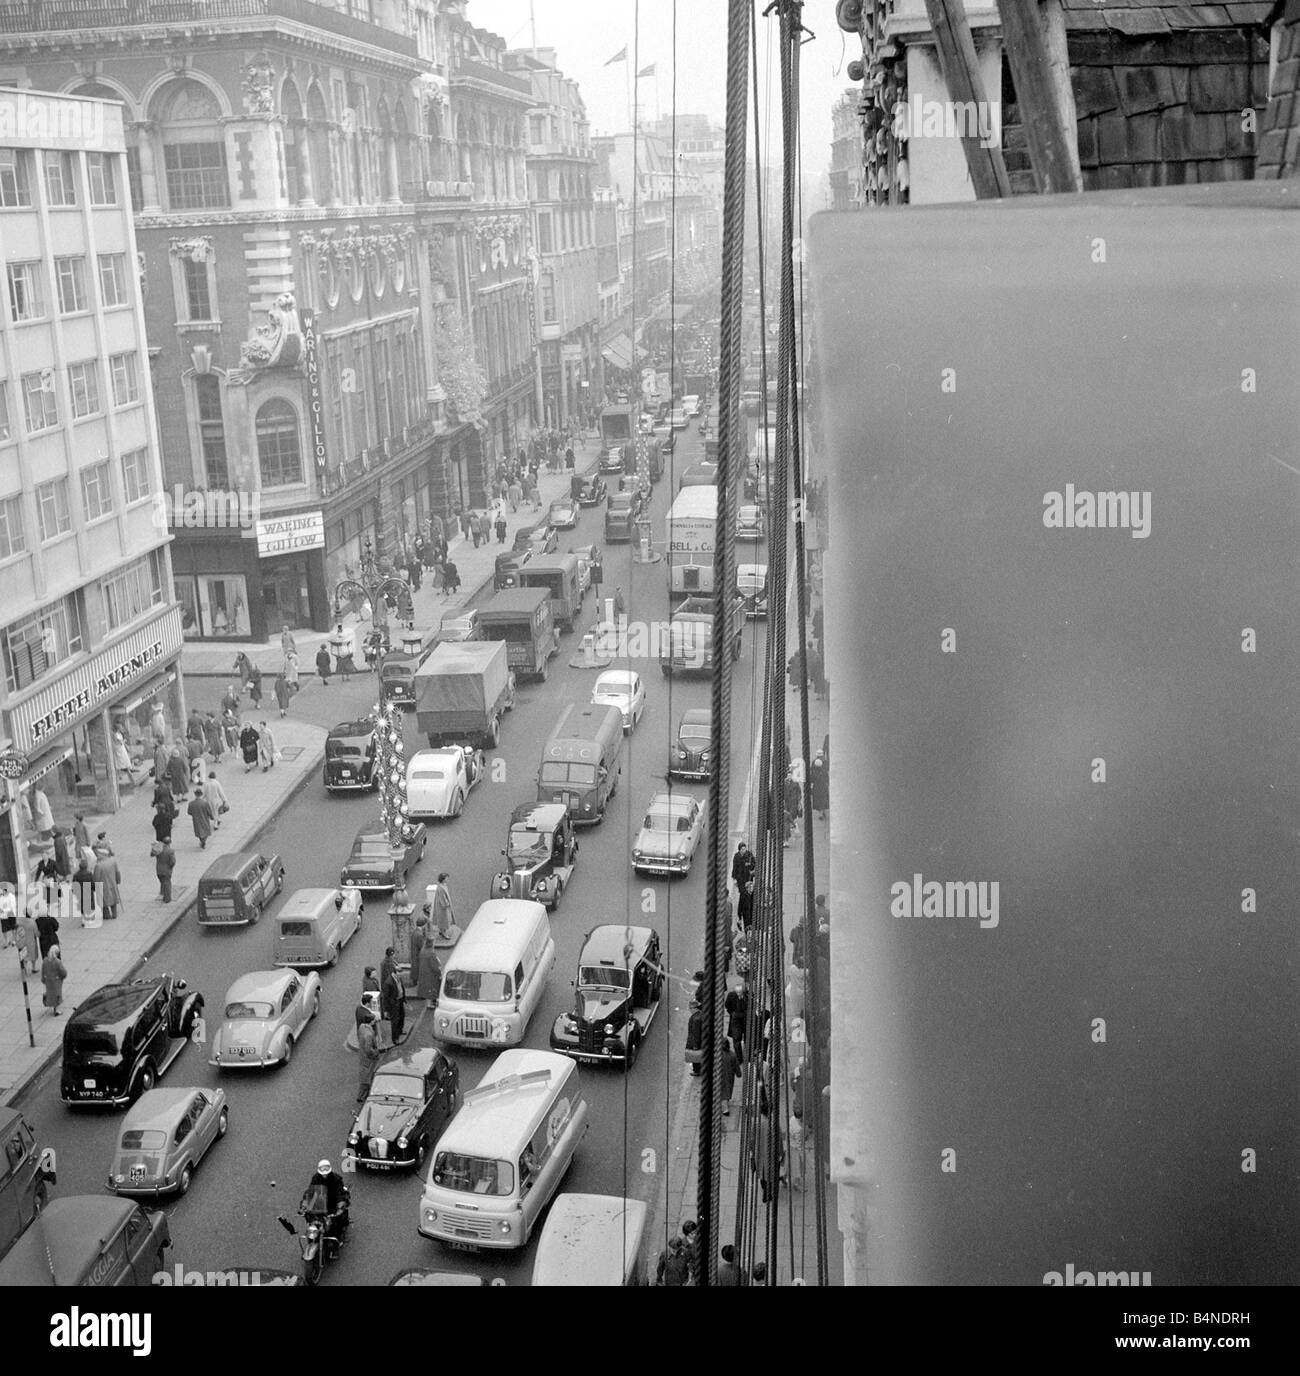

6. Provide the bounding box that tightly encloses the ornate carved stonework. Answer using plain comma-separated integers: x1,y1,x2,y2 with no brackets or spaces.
241,51,276,116
168,236,214,264
298,225,415,288
238,292,303,370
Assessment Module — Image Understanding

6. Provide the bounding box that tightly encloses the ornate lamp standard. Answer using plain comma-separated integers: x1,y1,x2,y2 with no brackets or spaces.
332,536,415,634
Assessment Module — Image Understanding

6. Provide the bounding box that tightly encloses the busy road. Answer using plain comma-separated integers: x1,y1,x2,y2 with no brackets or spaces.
13,417,770,1285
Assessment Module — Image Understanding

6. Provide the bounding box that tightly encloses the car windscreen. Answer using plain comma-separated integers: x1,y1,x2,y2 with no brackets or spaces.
120,1130,167,1150
369,1072,421,1100
64,1028,118,1058
540,762,596,785
507,827,548,858
579,965,630,988
644,812,676,832
442,969,512,1002
680,724,710,740
432,1152,515,1196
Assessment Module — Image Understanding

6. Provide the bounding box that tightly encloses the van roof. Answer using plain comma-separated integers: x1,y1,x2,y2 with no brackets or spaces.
0,1196,142,1286
439,1050,577,1159
532,1194,648,1286
443,900,548,972
199,851,265,881
276,888,343,918
481,588,549,616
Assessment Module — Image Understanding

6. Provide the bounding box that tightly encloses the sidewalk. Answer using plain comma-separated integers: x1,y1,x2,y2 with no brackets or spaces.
655,529,839,1285
0,716,325,1100
180,458,592,682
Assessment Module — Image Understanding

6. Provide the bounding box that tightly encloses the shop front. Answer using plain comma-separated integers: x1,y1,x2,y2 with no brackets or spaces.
255,511,330,636
0,607,186,892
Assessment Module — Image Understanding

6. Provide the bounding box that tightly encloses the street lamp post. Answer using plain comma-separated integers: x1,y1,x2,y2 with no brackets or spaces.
332,536,415,638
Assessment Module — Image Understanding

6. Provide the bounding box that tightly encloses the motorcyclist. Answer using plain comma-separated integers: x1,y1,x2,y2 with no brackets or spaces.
301,1158,350,1253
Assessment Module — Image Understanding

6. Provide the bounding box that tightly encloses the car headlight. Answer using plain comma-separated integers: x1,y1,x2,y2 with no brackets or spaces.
424,1208,438,1225
677,748,688,759
348,1132,360,1145
604,1022,615,1035
701,750,711,760
115,1173,124,1183
564,1016,578,1032
497,877,509,891
397,1136,408,1150
499,1221,511,1235
438,1016,449,1031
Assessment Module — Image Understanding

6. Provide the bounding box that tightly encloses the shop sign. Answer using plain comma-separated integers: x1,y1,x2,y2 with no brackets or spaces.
0,749,28,780
300,309,327,474
256,511,325,558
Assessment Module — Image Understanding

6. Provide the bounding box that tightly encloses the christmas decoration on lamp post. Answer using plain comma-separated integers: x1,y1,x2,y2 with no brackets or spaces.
373,699,417,975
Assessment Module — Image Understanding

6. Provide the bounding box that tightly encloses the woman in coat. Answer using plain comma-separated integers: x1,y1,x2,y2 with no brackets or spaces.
239,722,261,772
355,1006,382,1103
315,645,332,685
258,722,277,771
273,673,291,718
19,909,40,973
152,799,175,845
809,753,829,820
166,746,189,800
42,945,67,1016
719,1036,739,1118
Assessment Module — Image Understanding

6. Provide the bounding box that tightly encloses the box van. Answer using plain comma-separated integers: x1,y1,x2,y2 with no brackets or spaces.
531,1194,649,1285
433,900,555,1048
417,1048,589,1251
0,1195,169,1286
537,703,623,823
518,553,583,632
274,887,364,969
197,850,285,926
0,1106,56,1258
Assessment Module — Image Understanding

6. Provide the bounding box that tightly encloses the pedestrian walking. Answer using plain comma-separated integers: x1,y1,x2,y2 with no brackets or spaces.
443,560,460,596
417,928,442,1001
153,738,169,783
188,788,216,849
355,1005,382,1102
186,708,205,748
382,964,406,1044
222,708,241,752
753,1101,783,1204
205,771,230,824
239,722,260,772
717,1244,744,1286
788,1102,809,1191
685,1002,704,1076
41,945,67,1016
189,749,206,790
315,644,332,686
0,884,15,949
152,796,176,846
809,753,829,820
167,745,188,801
725,986,747,1063
507,480,522,512
150,699,169,743
220,683,241,718
247,663,263,709
52,827,72,879
720,1036,739,1117
284,649,300,691
655,1238,690,1286
731,840,756,892
258,721,278,772
469,512,482,548
564,444,575,470
19,907,39,973
495,514,507,544
203,712,224,762
274,673,291,718
155,840,175,903
280,625,297,659
94,849,122,921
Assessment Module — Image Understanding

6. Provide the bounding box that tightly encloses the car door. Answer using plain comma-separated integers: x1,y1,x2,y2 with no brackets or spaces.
282,976,303,1036
191,1091,219,1159
170,1102,197,1179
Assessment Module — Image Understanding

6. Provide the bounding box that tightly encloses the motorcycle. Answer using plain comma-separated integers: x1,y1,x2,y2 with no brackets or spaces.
278,1183,350,1286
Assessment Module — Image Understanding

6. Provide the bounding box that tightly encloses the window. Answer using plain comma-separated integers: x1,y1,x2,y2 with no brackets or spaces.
178,572,249,638
3,595,84,692
121,447,150,504
22,371,58,433
68,361,101,419
86,152,117,205
0,493,24,560
55,256,87,313
81,459,114,519
101,551,165,631
98,253,128,307
8,261,45,323
537,211,552,254
35,479,70,541
110,352,139,406
125,146,143,212
540,273,556,323
0,147,33,206
44,151,78,206
195,375,228,486
256,399,303,487
182,257,212,320
163,141,229,210
0,380,9,442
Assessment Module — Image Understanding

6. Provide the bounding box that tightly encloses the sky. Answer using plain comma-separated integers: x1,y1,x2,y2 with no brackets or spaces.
467,0,854,192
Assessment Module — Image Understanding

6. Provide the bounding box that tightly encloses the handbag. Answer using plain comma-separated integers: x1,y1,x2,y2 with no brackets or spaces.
684,1048,704,1066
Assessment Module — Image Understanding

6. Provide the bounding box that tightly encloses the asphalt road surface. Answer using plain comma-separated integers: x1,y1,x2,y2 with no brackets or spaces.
17,418,771,1286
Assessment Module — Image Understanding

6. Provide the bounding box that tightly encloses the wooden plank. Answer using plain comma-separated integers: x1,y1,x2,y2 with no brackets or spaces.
998,0,1085,192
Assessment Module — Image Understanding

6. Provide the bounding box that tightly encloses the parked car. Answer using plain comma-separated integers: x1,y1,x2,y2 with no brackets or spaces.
340,820,428,892
406,745,485,820
549,925,664,1068
660,430,677,456
0,1107,57,1259
346,1047,461,1171
591,669,646,733
547,497,579,529
570,544,595,594
324,719,378,793
209,969,322,1069
669,707,713,780
526,525,559,557
61,973,204,1108
682,394,702,418
437,608,482,644
668,407,688,429
736,503,766,541
631,791,707,876
575,473,607,507
107,1087,228,1197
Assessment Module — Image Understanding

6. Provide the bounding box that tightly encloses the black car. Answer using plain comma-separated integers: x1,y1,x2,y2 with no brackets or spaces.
324,719,377,793
340,820,428,892
491,802,578,911
550,925,663,1068
574,472,607,507
598,444,628,475
346,1048,460,1171
669,707,713,780
61,974,204,1108
494,549,530,590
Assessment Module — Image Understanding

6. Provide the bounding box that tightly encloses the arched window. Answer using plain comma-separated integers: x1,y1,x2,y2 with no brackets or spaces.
256,399,303,487
156,78,229,211
306,83,334,204
281,81,303,203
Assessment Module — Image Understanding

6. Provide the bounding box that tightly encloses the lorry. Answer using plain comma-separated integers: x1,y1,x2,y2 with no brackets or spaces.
666,486,717,597
478,587,559,683
659,593,743,676
536,703,623,824
413,640,516,750
517,553,584,632
599,403,634,470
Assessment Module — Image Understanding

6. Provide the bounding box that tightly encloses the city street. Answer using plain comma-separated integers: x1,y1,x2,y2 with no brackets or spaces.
13,421,770,1285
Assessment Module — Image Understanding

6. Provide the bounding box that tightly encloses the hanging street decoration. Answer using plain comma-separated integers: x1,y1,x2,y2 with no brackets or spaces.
371,700,412,848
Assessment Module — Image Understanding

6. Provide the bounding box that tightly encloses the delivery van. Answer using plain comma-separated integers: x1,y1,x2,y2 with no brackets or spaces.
536,703,623,824
531,1194,649,1285
196,850,285,926
433,900,555,1048
417,1048,589,1251
273,887,364,969
0,1195,169,1286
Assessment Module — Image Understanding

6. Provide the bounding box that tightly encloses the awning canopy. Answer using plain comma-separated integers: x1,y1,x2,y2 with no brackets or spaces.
601,334,635,370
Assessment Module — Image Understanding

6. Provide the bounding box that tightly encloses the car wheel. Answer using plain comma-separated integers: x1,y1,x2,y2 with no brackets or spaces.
328,945,339,968
489,714,501,747
419,837,427,861
275,870,284,896
311,991,321,1019
281,1038,293,1068
178,1164,193,1195
249,902,261,926
216,1107,229,1138
416,1139,428,1167
135,1062,156,1100
33,1181,48,1216
626,1033,639,1069
454,791,464,817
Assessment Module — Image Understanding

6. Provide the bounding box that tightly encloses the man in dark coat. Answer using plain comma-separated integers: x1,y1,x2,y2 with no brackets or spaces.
316,645,332,685
731,841,756,892
52,827,72,879
495,513,507,544
153,798,175,845
188,788,216,849
35,903,60,957
155,840,175,903
382,965,406,1044
204,713,224,761
809,754,829,820
94,849,122,921
70,858,95,926
240,722,261,772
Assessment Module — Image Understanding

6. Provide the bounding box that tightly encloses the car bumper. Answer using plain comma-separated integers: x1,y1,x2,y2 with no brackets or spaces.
341,876,396,891
669,764,711,780
344,1148,417,1172
210,1052,279,1067
62,1089,131,1107
633,856,691,875
549,1028,628,1064
324,780,372,792
109,1178,176,1197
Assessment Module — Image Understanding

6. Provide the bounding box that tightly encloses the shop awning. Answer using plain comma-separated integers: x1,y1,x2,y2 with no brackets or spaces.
118,671,177,717
601,334,635,370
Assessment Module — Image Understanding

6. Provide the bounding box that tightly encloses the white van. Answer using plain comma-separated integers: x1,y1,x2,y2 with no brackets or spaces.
433,900,554,1048
531,1194,649,1285
418,1048,589,1250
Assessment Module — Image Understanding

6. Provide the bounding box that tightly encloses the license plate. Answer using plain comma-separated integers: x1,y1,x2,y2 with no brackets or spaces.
129,1164,146,1183
445,1239,477,1252
234,1045,255,1057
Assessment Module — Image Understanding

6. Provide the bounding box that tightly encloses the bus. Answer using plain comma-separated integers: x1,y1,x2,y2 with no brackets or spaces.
666,486,717,597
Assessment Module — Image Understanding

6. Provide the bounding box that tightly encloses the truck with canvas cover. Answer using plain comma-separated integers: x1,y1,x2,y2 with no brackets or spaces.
413,640,515,750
